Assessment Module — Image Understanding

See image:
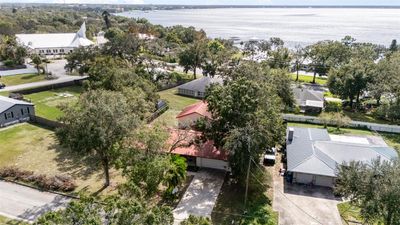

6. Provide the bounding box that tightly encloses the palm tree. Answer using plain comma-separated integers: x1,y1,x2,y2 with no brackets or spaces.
102,11,111,29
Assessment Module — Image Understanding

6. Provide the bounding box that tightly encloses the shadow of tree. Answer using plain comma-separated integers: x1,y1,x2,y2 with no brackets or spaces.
17,195,70,222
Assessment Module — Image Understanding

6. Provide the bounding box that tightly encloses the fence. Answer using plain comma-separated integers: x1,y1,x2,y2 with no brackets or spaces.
147,104,169,123
283,114,400,134
12,78,86,95
30,115,63,129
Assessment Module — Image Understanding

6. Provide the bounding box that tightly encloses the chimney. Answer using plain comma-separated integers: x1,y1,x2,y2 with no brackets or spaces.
288,128,294,143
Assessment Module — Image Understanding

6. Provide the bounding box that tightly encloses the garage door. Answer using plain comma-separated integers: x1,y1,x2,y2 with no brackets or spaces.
295,173,313,184
196,158,229,171
314,175,334,187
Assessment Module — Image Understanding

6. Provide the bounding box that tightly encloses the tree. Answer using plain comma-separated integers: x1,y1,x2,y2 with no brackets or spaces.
64,46,99,75
306,40,351,83
180,215,211,225
31,54,42,74
389,39,398,52
201,73,285,183
119,126,187,197
292,45,307,81
202,39,227,77
56,90,141,187
102,10,111,29
328,59,374,108
266,46,292,69
335,159,400,225
331,112,351,131
35,195,174,225
178,40,207,79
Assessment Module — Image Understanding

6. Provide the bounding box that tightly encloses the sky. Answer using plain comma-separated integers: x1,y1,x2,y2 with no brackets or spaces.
2,0,400,5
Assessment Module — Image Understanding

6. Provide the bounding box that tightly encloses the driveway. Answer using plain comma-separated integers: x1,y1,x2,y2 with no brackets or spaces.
173,170,225,224
273,177,342,225
0,181,70,222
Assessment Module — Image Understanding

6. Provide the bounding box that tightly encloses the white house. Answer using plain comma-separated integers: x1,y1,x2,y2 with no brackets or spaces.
0,96,35,127
16,22,94,56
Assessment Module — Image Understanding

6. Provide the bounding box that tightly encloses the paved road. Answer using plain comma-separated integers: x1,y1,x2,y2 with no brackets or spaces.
173,170,225,224
0,181,70,222
0,60,87,92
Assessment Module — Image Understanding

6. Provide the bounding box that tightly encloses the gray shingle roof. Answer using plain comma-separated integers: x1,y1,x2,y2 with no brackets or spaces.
287,127,398,177
0,96,33,113
293,87,324,107
177,76,223,93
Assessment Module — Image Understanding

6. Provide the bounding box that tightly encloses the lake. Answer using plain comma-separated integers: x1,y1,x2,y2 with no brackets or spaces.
118,8,400,46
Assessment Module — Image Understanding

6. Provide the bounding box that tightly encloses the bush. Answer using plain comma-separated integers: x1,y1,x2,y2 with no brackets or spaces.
325,101,342,112
0,167,76,192
3,59,16,67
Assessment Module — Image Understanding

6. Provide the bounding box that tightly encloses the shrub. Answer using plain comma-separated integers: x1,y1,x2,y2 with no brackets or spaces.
0,167,76,192
325,101,342,112
3,59,16,67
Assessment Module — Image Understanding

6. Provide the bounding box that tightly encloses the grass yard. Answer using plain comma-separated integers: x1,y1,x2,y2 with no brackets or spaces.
291,73,327,85
211,176,278,225
154,88,199,127
380,132,400,153
24,85,83,120
0,123,123,195
287,122,374,136
337,202,364,224
343,111,392,125
0,74,46,86
0,215,27,225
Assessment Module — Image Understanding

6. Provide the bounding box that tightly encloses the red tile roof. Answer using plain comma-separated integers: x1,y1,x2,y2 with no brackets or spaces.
176,101,212,119
167,129,228,161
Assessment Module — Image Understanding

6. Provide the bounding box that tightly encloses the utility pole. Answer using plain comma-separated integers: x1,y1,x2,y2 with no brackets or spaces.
244,135,251,208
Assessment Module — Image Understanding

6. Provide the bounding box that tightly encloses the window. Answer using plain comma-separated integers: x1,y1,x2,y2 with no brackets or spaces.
53,49,58,53
21,108,24,115
60,49,65,53
6,112,11,119
11,112,14,118
46,49,51,53
27,107,30,114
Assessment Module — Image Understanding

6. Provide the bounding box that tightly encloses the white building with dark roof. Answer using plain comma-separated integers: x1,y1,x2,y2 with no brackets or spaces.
0,96,35,127
293,87,325,113
286,127,398,187
177,76,224,98
16,22,94,56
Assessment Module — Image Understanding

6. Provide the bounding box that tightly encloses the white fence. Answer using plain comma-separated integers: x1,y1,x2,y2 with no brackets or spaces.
283,114,400,134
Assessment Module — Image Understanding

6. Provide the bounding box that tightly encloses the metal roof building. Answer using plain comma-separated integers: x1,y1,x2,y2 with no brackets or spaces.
286,127,398,187
177,76,224,98
0,96,35,127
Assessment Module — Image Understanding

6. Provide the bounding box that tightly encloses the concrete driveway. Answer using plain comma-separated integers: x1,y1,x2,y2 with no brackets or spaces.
173,170,225,224
0,181,70,222
273,177,342,225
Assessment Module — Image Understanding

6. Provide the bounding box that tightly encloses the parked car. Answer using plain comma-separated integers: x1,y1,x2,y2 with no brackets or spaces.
0,83,5,89
263,148,276,165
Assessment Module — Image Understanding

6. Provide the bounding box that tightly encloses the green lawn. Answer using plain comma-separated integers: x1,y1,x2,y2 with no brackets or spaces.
287,122,374,136
291,74,327,85
0,74,46,86
0,215,27,225
24,86,83,120
154,88,199,127
343,111,392,125
0,123,122,195
337,202,364,224
380,132,400,153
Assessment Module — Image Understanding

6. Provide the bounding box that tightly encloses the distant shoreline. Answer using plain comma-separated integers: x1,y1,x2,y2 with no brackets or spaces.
1,3,400,10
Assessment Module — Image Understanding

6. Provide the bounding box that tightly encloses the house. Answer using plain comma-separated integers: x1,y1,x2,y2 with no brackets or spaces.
293,87,324,113
0,96,35,127
177,76,223,98
16,22,94,56
168,129,229,171
286,127,398,187
176,101,211,128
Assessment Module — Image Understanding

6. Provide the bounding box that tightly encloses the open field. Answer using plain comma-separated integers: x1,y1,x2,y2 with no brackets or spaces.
154,88,199,127
24,86,83,120
0,123,123,195
291,74,327,85
0,74,46,86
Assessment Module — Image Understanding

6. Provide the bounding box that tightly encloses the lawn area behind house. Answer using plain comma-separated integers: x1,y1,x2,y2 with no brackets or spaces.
0,123,123,195
154,88,199,127
343,111,393,125
0,215,28,225
291,74,327,85
212,176,278,225
24,85,84,120
0,74,46,86
287,122,374,136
